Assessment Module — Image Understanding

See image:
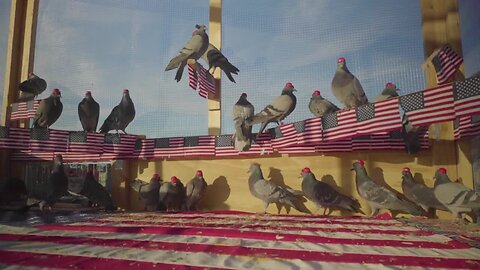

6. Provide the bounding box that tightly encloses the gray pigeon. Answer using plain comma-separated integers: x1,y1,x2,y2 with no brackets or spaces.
18,72,47,101
233,93,254,151
165,24,209,82
79,171,116,212
401,167,448,213
248,163,301,213
373,82,400,103
248,82,297,135
308,90,339,117
401,114,421,155
24,155,68,212
201,43,239,83
99,89,135,134
301,167,363,215
185,170,208,211
32,88,63,128
130,174,162,211
433,168,480,221
352,160,425,217
78,91,100,132
331,57,368,109
159,176,185,212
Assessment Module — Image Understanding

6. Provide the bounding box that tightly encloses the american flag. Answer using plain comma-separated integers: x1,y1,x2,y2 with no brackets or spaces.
29,128,69,152
197,63,216,99
454,114,480,140
153,137,184,158
453,76,480,117
9,150,54,161
187,63,198,90
431,44,463,84
356,98,402,136
9,100,40,120
183,135,216,157
100,134,138,160
270,123,300,149
301,117,323,145
67,131,104,153
0,126,30,150
399,84,455,127
1,211,478,269
321,109,358,141
316,139,352,152
351,134,396,151
215,133,273,157
133,138,155,160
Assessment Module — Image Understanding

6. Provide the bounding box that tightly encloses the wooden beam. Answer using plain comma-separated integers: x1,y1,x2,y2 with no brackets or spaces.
208,0,221,135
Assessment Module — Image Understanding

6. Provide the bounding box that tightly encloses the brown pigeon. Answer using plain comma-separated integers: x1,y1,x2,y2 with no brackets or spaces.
248,82,297,135
18,72,47,101
201,43,239,83
78,91,100,132
165,24,209,82
308,90,340,117
185,170,208,211
99,89,135,134
32,88,63,128
233,93,254,151
331,57,368,109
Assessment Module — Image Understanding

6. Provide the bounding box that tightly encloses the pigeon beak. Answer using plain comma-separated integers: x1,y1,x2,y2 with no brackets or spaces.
293,89,298,92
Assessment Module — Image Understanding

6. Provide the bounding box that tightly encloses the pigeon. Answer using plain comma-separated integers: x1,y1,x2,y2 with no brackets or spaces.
201,43,239,83
433,168,480,221
165,24,209,82
401,167,448,213
233,93,254,151
247,163,301,213
18,72,47,101
301,167,363,215
308,90,340,117
352,160,425,217
79,171,116,212
247,82,297,135
78,91,100,132
185,170,208,211
23,155,68,212
331,57,368,109
401,114,421,155
99,89,135,134
32,88,63,128
159,176,185,211
130,174,162,211
0,177,27,206
373,82,400,103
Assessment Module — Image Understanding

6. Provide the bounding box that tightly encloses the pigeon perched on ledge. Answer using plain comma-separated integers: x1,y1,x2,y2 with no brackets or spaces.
185,170,208,211
159,176,185,212
233,93,254,151
18,72,47,101
32,88,63,128
99,89,135,134
78,91,100,132
332,57,368,109
308,90,339,117
130,174,162,211
373,82,400,102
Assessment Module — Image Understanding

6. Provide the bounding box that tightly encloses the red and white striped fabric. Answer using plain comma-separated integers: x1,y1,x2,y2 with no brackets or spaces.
432,44,463,84
270,123,299,149
322,109,358,141
197,64,216,99
356,98,402,136
153,137,185,158
453,76,480,118
100,134,138,160
29,128,69,152
9,100,40,120
215,133,273,157
0,211,478,269
9,150,55,161
183,135,216,157
454,115,480,139
0,127,31,150
67,131,104,153
133,138,155,160
187,63,198,90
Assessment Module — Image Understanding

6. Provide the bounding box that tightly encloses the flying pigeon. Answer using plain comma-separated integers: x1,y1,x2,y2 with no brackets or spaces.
79,171,116,212
185,170,208,211
165,24,209,82
130,174,162,211
331,57,368,109
32,88,63,128
201,43,239,83
308,90,340,117
99,89,135,134
247,82,297,135
78,91,100,132
352,160,425,217
247,163,301,214
301,167,363,215
24,155,68,212
401,167,448,213
373,82,400,103
159,176,185,211
233,93,254,151
433,168,480,221
18,72,47,101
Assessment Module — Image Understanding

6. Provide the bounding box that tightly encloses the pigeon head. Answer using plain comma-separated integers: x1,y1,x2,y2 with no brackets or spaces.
170,176,179,184
28,72,35,78
85,91,92,97
437,168,447,175
300,167,312,177
402,167,412,176
434,168,451,185
312,90,321,96
337,57,347,70
52,88,61,97
152,173,160,179
351,160,365,171
386,82,395,88
283,82,297,93
196,170,203,177
123,89,129,95
241,93,247,98
248,163,261,173
53,154,63,165
194,24,207,34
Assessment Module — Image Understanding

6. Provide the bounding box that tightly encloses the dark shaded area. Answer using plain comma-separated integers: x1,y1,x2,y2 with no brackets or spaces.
199,176,231,210
268,167,310,214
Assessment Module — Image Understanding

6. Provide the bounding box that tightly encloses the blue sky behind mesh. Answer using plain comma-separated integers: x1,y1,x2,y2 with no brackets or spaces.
0,0,478,137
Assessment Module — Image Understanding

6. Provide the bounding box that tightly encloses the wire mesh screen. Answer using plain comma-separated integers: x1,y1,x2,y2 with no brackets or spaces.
221,0,426,134
33,0,210,137
459,0,480,77
0,1,11,122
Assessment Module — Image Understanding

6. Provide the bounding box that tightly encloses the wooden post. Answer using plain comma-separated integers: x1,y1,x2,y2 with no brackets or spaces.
208,0,221,135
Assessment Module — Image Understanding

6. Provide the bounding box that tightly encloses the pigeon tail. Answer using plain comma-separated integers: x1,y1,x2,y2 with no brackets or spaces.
165,54,188,71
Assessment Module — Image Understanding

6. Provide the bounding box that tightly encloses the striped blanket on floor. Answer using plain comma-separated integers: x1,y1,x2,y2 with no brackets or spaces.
0,211,479,269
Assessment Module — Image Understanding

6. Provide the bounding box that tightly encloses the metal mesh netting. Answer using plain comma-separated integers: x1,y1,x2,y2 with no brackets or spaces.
0,1,11,122
33,0,209,137
221,0,426,134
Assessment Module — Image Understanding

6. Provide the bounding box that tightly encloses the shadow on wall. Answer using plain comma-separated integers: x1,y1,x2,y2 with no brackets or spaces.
200,176,231,210
320,174,358,216
268,167,311,215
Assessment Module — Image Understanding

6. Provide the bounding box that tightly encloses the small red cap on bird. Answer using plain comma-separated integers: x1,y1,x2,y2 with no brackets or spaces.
85,91,92,96
438,168,447,174
338,57,345,63
386,82,394,87
170,176,178,183
403,167,411,173
313,90,321,95
152,173,159,178
302,167,311,174
196,170,203,177
123,89,129,94
356,160,365,166
52,88,61,95
285,82,294,89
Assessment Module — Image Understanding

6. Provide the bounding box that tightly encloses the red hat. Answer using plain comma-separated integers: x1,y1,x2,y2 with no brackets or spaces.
356,160,365,166
302,167,311,174
85,90,92,96
386,82,394,87
403,167,411,173
152,173,160,178
338,57,345,63
313,90,321,95
438,168,447,174
285,82,294,89
123,89,129,94
196,170,203,177
52,88,61,95
170,176,178,183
